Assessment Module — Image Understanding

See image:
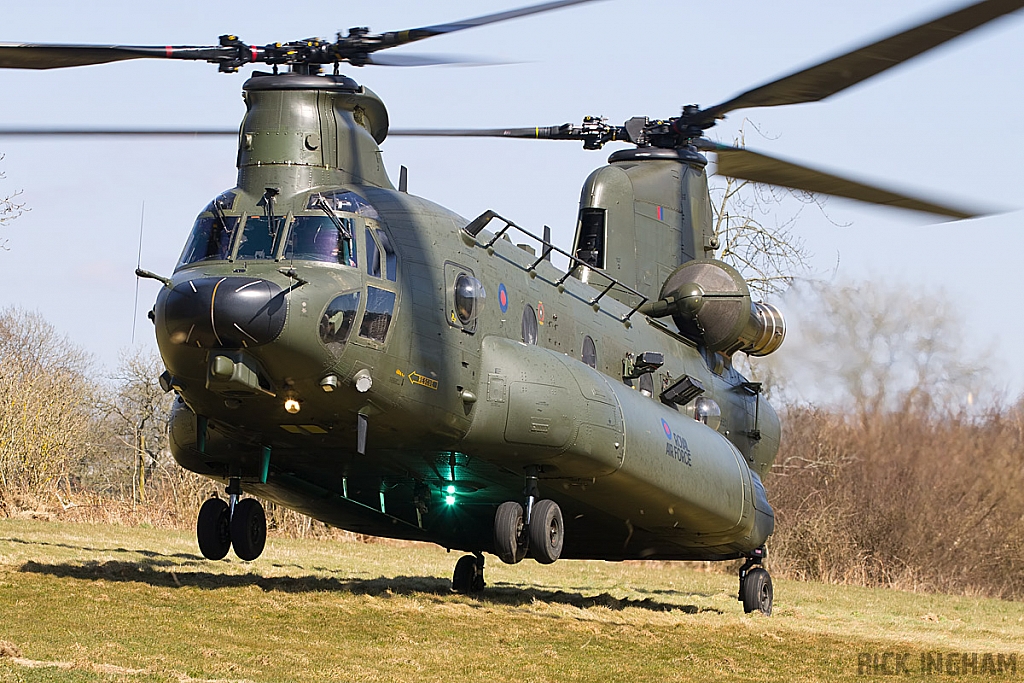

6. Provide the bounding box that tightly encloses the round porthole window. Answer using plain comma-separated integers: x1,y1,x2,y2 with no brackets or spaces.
522,304,538,345
454,273,485,325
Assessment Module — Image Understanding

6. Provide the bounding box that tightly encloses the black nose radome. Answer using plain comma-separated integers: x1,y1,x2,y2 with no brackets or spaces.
162,277,286,348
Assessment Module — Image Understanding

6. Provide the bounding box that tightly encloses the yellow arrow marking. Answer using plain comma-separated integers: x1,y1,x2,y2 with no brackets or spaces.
408,372,439,390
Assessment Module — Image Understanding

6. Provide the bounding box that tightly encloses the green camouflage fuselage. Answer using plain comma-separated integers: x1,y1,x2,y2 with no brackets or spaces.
156,71,780,562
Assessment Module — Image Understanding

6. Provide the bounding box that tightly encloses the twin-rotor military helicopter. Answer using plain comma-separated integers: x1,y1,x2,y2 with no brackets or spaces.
1,0,1019,615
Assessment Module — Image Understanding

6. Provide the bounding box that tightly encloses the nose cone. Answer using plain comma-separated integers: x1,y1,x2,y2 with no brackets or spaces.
162,276,286,348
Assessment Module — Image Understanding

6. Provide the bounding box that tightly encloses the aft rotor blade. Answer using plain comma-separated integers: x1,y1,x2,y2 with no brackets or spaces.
696,0,1024,124
0,43,233,70
0,128,237,136
381,0,601,49
700,141,983,220
365,53,503,67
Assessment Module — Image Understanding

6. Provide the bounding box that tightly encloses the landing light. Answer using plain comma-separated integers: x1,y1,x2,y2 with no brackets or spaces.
446,484,456,494
445,495,456,506
284,398,301,414
354,369,373,393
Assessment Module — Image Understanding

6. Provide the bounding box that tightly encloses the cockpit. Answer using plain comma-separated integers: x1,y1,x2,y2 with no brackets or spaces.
176,189,393,272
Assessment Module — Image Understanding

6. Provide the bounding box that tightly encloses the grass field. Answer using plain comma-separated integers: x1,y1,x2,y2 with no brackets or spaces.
0,518,1021,682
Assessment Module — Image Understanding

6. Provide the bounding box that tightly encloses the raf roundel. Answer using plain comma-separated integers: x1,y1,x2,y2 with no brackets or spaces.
498,283,509,313
661,418,673,440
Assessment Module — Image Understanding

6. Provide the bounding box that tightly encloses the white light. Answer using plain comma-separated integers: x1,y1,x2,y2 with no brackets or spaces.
445,495,456,506
284,398,301,414
354,370,373,393
446,484,456,494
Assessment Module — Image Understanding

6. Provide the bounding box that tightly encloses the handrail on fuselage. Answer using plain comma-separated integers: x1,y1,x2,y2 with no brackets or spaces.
462,210,650,323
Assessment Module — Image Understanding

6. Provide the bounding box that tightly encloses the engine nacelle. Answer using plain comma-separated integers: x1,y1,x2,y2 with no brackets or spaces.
642,259,786,356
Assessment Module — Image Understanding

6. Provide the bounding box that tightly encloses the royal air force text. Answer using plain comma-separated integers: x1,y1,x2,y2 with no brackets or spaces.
666,434,693,466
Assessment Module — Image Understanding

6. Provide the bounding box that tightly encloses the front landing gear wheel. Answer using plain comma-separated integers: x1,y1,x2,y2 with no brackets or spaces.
528,499,563,565
494,501,527,565
741,567,773,615
230,498,267,561
197,497,231,560
451,554,485,594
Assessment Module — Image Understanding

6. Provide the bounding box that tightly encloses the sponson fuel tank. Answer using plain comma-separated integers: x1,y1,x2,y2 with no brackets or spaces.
462,337,773,553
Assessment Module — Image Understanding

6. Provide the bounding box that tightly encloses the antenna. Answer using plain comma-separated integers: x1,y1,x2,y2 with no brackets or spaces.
131,202,145,345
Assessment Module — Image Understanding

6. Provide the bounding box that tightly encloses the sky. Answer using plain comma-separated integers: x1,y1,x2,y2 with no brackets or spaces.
1,0,1022,400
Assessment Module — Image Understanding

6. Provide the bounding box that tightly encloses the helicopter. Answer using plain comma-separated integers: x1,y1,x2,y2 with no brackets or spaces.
0,0,1020,616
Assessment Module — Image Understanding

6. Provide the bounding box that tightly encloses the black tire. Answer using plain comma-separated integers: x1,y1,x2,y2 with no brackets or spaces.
197,497,231,561
741,567,773,615
528,499,563,565
494,501,527,565
230,498,267,562
452,554,484,594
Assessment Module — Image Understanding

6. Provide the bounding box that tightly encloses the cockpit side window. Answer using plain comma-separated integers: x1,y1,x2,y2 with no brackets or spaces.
283,215,357,266
365,227,382,278
359,286,397,343
376,228,397,282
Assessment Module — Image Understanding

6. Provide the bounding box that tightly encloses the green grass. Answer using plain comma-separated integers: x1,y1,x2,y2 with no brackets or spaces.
0,519,1021,682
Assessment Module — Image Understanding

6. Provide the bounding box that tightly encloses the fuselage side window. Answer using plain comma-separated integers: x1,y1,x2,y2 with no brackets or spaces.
639,372,654,398
575,207,606,269
582,335,597,368
522,304,538,345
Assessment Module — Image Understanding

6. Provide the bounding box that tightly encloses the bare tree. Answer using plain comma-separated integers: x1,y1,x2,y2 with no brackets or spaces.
96,349,175,505
756,279,988,418
0,155,25,250
709,124,818,299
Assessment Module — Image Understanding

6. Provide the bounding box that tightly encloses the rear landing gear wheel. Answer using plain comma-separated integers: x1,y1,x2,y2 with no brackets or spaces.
197,497,231,560
528,499,563,565
494,501,527,564
741,567,773,616
230,498,267,561
451,553,485,594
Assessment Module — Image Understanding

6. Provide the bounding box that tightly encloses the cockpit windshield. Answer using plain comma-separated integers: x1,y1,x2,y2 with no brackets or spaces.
177,191,240,269
308,190,380,219
236,216,285,261
283,216,357,266
177,214,239,267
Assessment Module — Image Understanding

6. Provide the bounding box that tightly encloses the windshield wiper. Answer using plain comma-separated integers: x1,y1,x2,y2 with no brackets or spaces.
314,194,353,239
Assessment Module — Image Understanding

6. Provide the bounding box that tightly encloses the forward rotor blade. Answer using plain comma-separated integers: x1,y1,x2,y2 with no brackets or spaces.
697,0,1024,124
0,43,231,70
700,141,983,220
381,0,601,49
0,128,237,136
0,126,553,138
389,127,556,138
